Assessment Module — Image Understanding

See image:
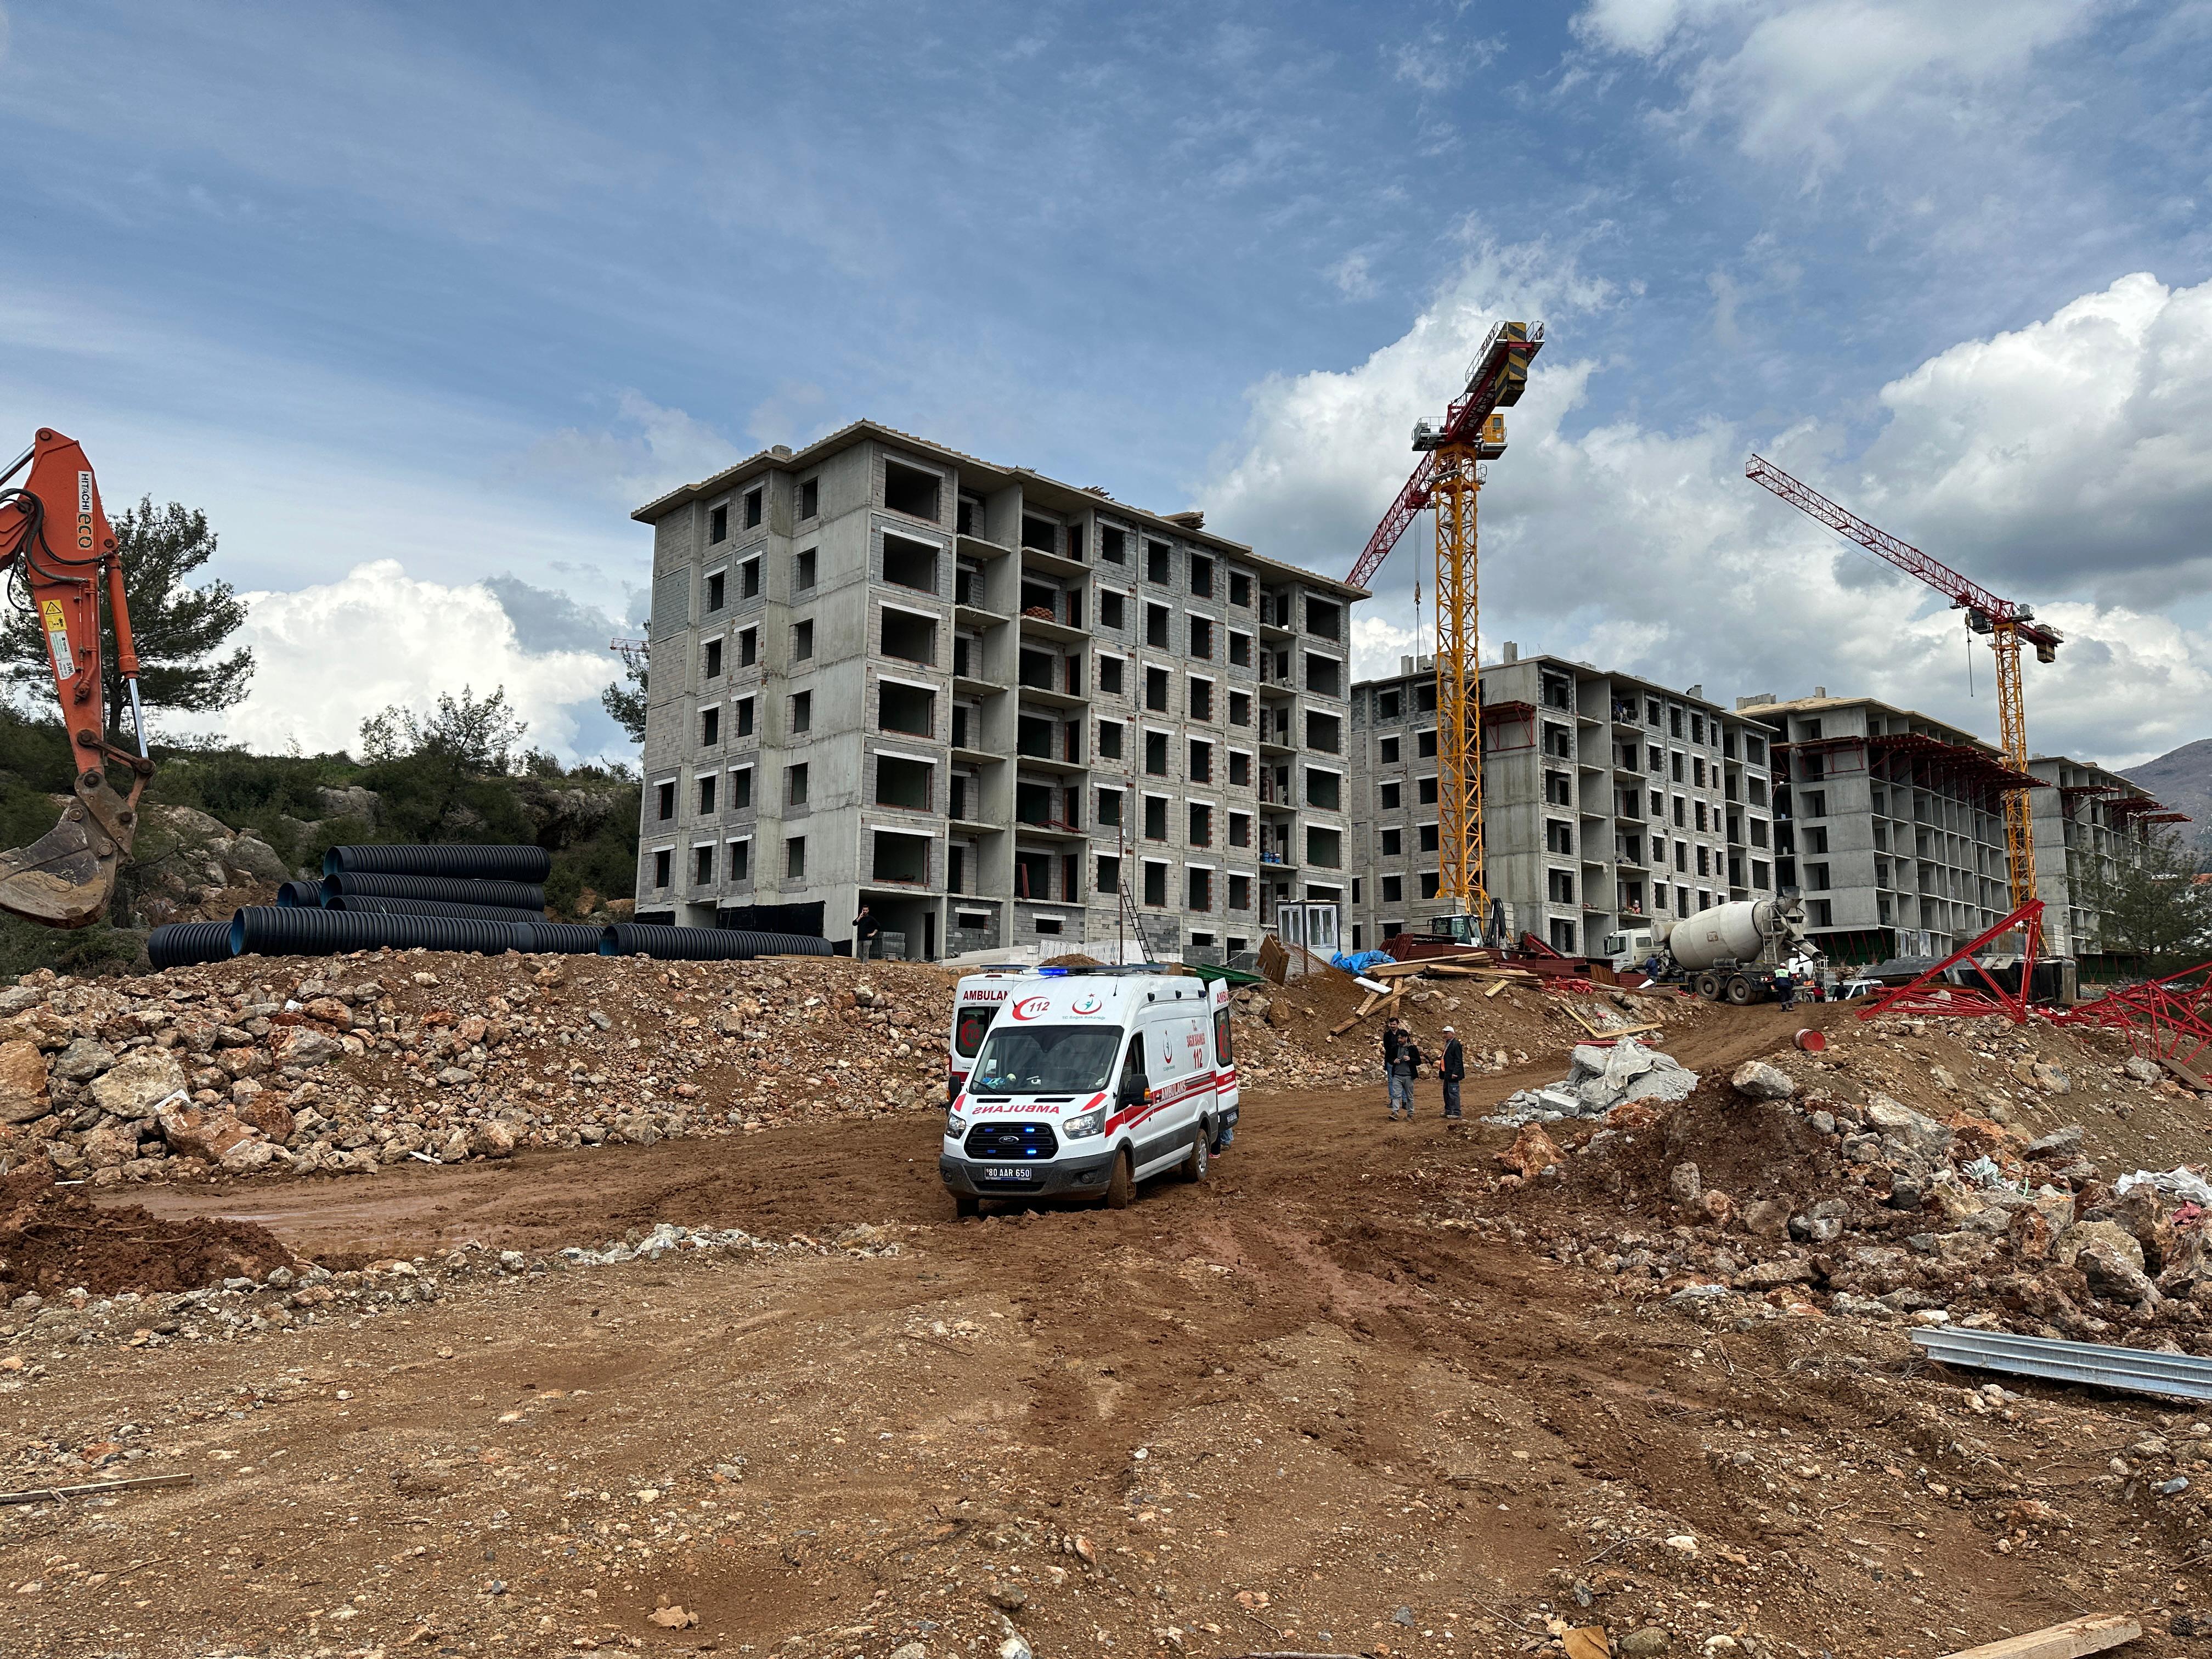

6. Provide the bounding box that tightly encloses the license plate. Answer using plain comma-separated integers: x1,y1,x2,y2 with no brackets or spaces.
985,1166,1035,1181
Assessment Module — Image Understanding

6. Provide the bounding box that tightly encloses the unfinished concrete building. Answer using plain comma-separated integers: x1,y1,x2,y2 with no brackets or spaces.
1734,691,2036,964
1350,649,1779,955
629,420,1367,961
2028,755,2179,964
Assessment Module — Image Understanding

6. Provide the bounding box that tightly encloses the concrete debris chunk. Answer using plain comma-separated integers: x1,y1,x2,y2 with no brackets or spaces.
1489,1039,1699,1125
1730,1059,1797,1100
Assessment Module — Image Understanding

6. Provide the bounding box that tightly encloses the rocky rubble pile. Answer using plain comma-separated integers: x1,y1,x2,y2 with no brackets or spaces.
1477,1022,2212,1351
1489,1038,1699,1126
0,956,1369,1190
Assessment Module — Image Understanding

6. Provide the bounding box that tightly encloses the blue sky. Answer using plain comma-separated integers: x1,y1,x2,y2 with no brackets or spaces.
3,1,2210,770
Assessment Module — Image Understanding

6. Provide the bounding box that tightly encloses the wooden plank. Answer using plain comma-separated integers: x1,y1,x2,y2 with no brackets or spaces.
1935,1612,2140,1659
2162,1053,2211,1091
1353,991,1379,1018
1257,936,1289,986
1483,980,1510,1000
1,1472,196,1506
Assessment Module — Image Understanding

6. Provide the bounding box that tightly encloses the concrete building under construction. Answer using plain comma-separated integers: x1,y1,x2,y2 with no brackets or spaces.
1733,690,2038,964
628,420,1366,961
1349,650,1780,955
2028,755,2182,964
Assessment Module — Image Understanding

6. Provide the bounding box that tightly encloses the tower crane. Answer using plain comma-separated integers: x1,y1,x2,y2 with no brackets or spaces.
1745,455,2061,909
1350,321,1543,928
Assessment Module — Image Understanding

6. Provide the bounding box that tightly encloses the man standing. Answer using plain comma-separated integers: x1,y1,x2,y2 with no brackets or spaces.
1381,1017,1410,1121
853,904,883,962
1440,1025,1465,1125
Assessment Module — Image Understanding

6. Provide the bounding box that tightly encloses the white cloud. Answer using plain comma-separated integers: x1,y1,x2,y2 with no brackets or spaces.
514,391,742,513
184,560,618,763
1848,272,2212,607
1572,0,2103,173
1199,247,2212,773
1327,251,1379,300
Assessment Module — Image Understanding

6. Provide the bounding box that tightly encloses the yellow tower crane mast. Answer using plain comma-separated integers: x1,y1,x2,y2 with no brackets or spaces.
1348,321,1543,930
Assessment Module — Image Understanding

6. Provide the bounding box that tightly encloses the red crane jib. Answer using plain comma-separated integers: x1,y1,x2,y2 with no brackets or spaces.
1346,326,1543,591
1744,455,2062,653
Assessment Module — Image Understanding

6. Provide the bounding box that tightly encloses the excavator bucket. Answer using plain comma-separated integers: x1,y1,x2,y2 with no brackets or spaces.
0,787,128,930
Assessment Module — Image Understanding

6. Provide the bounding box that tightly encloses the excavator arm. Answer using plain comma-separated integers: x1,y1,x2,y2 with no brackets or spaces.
0,428,155,927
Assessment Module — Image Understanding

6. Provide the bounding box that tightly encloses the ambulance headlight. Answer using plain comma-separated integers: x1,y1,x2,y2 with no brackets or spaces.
945,1109,968,1138
1060,1106,1105,1141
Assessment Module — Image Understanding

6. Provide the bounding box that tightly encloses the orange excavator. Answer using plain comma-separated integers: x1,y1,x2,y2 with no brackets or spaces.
0,428,155,928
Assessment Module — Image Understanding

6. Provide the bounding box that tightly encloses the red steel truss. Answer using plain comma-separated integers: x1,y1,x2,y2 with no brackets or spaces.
1857,900,2045,1024
2054,961,2212,1078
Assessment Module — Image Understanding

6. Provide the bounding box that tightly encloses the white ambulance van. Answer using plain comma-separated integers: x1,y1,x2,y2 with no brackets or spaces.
940,967,1239,1215
947,967,1031,1102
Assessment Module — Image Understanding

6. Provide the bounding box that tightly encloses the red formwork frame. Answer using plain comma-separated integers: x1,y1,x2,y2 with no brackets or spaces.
2053,959,2212,1075
1856,900,2044,1024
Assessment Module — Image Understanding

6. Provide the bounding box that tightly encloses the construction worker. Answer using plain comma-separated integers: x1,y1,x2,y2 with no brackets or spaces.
853,904,882,962
1381,1017,1412,1120
1387,1022,1422,1122
1440,1025,1465,1124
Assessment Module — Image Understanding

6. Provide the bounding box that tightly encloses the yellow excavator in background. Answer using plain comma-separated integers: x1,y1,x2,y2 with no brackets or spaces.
0,427,155,928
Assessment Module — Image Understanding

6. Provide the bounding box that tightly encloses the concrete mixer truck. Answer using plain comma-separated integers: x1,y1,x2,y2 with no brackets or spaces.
1654,893,1823,1006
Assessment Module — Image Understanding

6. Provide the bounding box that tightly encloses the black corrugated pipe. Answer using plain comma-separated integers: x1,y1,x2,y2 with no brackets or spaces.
599,923,833,961
322,872,547,910
326,895,547,922
323,843,551,883
148,920,235,969
230,906,518,959
509,921,607,955
275,880,325,909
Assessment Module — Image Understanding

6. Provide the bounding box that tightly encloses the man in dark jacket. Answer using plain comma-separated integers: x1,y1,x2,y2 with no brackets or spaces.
1440,1025,1465,1124
853,904,883,962
1381,1017,1413,1120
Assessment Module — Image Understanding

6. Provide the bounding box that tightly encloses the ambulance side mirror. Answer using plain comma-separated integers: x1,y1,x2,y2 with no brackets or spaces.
1118,1077,1146,1106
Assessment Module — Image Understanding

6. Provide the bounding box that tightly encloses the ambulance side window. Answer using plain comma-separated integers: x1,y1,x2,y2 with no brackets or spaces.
1214,1009,1233,1068
1118,1036,1148,1099
953,1006,995,1058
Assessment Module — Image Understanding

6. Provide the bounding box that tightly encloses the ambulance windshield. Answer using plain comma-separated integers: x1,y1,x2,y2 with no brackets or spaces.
970,1025,1122,1094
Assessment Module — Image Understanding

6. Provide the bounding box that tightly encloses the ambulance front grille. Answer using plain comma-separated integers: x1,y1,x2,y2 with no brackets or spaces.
964,1123,1059,1161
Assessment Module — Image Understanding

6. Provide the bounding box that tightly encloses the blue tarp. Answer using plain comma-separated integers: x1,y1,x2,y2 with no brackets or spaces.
1331,949,1398,975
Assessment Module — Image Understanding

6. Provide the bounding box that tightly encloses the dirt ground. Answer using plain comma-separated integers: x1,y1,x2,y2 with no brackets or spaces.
6,1005,2211,1658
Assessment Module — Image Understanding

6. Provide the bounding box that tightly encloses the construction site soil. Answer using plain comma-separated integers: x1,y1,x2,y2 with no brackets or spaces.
9,962,2212,1658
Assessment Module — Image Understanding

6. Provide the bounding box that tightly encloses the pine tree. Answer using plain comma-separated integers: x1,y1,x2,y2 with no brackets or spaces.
2,496,252,738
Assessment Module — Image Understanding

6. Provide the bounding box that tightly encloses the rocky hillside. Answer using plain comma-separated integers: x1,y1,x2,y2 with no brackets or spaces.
2123,735,2212,847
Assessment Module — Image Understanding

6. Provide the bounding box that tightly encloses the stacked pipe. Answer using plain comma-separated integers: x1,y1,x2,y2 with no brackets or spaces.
150,842,833,968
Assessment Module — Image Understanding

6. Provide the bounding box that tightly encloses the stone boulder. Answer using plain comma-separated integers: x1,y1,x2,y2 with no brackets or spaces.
1730,1060,1797,1101
88,1050,189,1121
274,1026,346,1068
156,1102,259,1164
236,1095,296,1143
2055,1218,2145,1273
470,1120,517,1159
0,1039,50,1125
49,1039,116,1084
1865,1095,1953,1156
2024,1125,2085,1159
82,1120,148,1169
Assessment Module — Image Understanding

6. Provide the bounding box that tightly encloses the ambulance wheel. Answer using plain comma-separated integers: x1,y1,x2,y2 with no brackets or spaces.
955,1193,980,1218
1724,974,1758,1006
1103,1149,1134,1209
1185,1131,1210,1183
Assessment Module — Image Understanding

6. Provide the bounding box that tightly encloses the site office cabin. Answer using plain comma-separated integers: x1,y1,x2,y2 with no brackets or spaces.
941,967,1238,1215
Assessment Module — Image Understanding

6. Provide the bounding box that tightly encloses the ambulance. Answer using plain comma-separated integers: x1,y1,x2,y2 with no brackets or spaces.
946,966,1031,1103
940,966,1238,1215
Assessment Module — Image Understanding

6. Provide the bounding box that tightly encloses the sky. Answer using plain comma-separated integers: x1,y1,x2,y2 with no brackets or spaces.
2,1,2210,771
